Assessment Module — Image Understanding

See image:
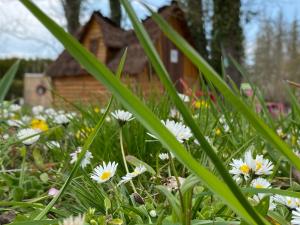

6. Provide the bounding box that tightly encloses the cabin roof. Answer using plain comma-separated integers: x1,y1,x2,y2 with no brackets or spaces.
46,2,189,77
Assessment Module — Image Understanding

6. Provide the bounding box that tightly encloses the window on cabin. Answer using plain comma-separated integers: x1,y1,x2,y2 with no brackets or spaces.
106,47,120,63
170,49,179,64
89,38,99,55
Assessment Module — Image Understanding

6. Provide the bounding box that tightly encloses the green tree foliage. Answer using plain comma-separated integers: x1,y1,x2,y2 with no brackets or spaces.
252,15,300,101
211,0,244,87
0,58,52,99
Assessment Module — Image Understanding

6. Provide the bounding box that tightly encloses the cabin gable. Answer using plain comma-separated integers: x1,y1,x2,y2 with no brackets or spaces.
82,18,107,62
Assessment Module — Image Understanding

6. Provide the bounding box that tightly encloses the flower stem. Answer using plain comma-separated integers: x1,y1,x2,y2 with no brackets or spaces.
119,127,137,193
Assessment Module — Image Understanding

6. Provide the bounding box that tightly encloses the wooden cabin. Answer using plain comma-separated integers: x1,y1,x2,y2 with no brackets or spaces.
46,3,199,105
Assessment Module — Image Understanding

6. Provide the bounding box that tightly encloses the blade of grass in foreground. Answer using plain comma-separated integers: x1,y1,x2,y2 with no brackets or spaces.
20,1,264,223
33,48,127,220
120,1,266,224
148,6,300,175
0,60,20,102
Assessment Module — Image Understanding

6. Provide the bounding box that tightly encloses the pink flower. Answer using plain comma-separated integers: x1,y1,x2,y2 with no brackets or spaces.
48,187,59,197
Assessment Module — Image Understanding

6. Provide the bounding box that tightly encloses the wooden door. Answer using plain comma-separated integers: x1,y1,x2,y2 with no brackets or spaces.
162,36,183,92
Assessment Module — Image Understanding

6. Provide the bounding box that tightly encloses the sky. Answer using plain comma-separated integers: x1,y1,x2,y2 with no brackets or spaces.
0,0,300,60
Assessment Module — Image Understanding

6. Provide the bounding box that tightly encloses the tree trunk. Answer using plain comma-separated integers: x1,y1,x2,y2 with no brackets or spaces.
211,0,244,87
110,0,122,27
61,0,82,35
185,0,208,60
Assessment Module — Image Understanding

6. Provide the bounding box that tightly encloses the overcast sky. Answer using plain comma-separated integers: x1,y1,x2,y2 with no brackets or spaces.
0,0,299,60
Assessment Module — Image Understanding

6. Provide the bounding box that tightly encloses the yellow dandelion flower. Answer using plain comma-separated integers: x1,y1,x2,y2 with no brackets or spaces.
31,119,48,131
215,128,221,136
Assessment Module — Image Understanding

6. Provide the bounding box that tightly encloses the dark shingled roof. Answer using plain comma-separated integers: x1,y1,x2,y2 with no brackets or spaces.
46,2,188,77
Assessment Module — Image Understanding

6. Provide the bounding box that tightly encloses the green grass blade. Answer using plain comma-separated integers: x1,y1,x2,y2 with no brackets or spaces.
9,220,61,225
285,84,300,119
33,44,127,220
121,1,266,224
19,1,265,223
0,60,20,102
148,6,300,176
156,185,181,220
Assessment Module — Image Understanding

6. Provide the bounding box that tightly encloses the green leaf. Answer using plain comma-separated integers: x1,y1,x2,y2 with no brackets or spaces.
156,185,181,220
9,219,60,225
120,1,267,224
267,211,290,225
254,196,270,217
0,60,20,102
31,32,127,220
180,175,201,195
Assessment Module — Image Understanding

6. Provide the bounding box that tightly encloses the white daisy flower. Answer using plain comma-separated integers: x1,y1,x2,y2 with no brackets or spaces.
219,115,230,132
54,114,70,125
274,195,300,209
35,115,47,121
70,147,93,168
251,177,271,189
46,141,60,149
111,110,134,124
59,215,85,225
2,134,9,140
223,123,230,133
17,128,40,145
229,158,251,179
219,115,226,124
7,119,23,127
178,93,190,102
149,120,192,143
149,210,157,217
118,172,135,185
132,165,146,175
254,155,273,175
169,108,182,120
251,178,271,200
66,112,77,119
118,165,146,185
91,161,118,183
9,104,21,112
45,108,57,118
32,105,44,115
21,115,31,124
292,208,300,225
159,153,170,160
229,150,273,179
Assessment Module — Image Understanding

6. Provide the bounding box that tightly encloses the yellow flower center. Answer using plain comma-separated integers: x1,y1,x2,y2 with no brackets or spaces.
255,184,263,188
256,162,262,171
100,171,111,180
240,164,250,174
94,107,100,113
132,171,139,176
31,119,48,131
194,101,201,109
215,128,221,136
